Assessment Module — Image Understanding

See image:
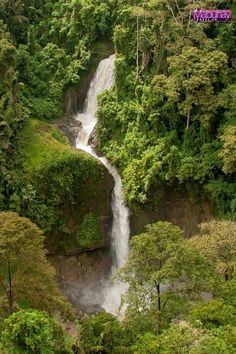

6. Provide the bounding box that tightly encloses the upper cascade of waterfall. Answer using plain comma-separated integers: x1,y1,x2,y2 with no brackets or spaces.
76,54,115,147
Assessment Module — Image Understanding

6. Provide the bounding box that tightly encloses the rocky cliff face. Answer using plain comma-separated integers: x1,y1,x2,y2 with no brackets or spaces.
130,183,213,238
46,165,114,255
59,75,95,146
50,249,112,314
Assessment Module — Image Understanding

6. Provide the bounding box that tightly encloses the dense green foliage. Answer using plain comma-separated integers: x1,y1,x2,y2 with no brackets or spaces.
78,220,236,353
0,217,233,352
190,219,236,280
15,119,107,253
76,213,102,248
0,20,28,210
1,309,71,353
118,221,221,333
1,0,236,352
0,0,116,213
0,214,76,352
0,212,72,316
97,0,236,218
1,117,107,254
79,312,129,353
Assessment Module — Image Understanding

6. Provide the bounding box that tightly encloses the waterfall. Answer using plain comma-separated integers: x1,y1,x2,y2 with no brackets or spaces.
75,54,130,314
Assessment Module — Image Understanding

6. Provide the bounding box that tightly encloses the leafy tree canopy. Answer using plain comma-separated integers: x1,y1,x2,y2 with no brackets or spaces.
0,212,72,317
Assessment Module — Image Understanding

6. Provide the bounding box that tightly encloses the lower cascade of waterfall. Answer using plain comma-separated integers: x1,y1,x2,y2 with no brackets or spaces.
75,54,130,314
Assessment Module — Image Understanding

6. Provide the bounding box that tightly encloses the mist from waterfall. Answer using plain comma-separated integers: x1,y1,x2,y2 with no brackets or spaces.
75,54,130,314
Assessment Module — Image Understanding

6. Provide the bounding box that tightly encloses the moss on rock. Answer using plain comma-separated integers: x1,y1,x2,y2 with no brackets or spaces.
14,119,113,254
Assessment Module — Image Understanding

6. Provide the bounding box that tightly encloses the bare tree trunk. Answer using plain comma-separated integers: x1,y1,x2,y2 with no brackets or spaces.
155,281,161,334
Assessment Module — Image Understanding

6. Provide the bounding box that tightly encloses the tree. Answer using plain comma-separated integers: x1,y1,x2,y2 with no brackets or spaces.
189,299,236,329
220,125,236,174
220,271,236,309
0,21,26,210
128,6,153,80
131,332,159,354
79,312,129,353
156,321,236,353
0,212,72,316
190,220,236,281
98,0,235,211
0,0,27,36
1,309,71,353
119,221,218,333
168,46,227,130
154,322,202,353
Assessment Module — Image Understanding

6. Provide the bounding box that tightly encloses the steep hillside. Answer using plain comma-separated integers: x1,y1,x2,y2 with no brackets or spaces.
97,0,236,223
16,119,113,254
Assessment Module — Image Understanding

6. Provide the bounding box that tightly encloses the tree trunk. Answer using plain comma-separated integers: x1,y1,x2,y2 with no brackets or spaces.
155,281,161,334
8,262,13,313
224,265,231,281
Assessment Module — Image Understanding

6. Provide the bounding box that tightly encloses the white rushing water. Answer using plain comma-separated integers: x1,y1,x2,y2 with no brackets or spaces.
75,54,130,314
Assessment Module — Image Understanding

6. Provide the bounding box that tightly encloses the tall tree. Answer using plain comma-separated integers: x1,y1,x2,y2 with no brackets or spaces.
190,220,236,281
119,221,218,333
0,21,25,210
0,212,72,316
168,46,228,130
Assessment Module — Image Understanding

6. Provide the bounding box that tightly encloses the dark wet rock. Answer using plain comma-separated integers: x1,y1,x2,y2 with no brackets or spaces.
58,115,82,147
87,127,97,148
50,250,112,315
130,183,213,239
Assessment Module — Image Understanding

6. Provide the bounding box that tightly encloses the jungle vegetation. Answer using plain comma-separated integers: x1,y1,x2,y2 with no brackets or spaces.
97,0,236,219
0,0,236,352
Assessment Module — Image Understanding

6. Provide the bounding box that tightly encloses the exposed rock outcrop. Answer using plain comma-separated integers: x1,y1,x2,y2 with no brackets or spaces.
58,115,82,146
130,183,213,238
50,249,112,315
